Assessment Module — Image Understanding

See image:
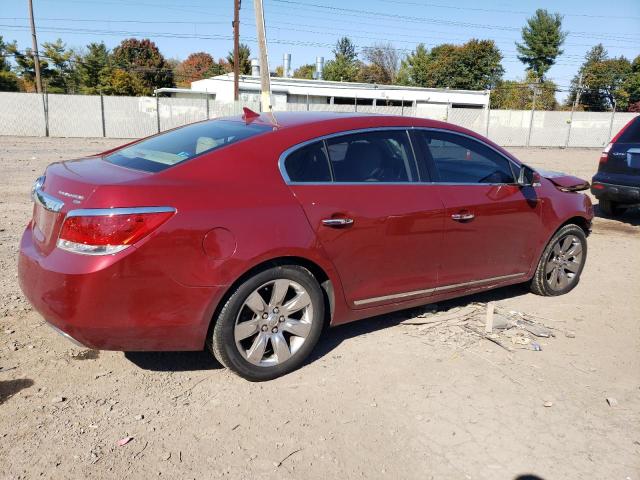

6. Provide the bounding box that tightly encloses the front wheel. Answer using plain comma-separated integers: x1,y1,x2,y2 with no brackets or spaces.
209,265,324,381
530,224,587,296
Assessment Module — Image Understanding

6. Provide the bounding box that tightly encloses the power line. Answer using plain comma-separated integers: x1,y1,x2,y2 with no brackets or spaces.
367,0,640,21
4,16,638,52
265,0,640,41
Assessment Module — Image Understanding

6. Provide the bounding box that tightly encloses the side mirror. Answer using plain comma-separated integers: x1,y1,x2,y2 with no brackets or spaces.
517,166,540,187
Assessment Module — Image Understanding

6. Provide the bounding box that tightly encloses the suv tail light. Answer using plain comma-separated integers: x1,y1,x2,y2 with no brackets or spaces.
601,117,637,164
57,207,175,255
599,143,612,164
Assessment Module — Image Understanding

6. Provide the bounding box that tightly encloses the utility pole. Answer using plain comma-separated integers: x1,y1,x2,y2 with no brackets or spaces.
572,73,583,110
526,78,540,147
565,73,583,147
233,0,240,102
28,0,43,93
253,0,272,112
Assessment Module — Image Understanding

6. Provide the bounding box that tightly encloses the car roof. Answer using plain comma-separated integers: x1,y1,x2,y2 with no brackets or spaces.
215,111,520,164
221,110,446,129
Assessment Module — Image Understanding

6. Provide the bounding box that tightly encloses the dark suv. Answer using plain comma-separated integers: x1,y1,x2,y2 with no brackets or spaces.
592,116,640,216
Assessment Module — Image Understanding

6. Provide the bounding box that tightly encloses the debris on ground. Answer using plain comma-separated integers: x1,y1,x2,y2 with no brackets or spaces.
400,302,562,352
117,436,134,447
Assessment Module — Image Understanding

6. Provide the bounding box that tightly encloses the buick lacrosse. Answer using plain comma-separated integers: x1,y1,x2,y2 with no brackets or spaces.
19,111,593,380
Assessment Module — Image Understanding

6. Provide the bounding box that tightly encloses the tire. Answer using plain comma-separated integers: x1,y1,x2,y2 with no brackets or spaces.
599,199,627,217
530,224,587,297
209,265,324,381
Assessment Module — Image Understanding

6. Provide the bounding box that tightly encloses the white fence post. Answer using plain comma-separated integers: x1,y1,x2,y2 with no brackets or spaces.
607,104,617,142
155,95,161,133
565,108,575,148
100,93,106,137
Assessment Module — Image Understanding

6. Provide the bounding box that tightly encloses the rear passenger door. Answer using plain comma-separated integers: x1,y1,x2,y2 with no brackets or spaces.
413,129,543,288
283,129,445,309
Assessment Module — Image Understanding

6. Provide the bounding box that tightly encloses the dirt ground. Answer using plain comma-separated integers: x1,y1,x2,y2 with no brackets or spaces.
0,137,639,480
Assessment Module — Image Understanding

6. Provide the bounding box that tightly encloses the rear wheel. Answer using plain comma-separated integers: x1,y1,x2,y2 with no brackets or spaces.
209,265,324,381
599,199,627,217
530,224,587,296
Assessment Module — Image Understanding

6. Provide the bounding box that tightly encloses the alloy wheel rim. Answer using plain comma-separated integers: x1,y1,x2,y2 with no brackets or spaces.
545,234,583,291
234,279,313,367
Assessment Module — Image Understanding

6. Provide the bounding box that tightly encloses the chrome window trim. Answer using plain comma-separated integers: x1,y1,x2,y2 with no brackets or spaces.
65,206,176,217
278,126,522,186
353,272,527,306
33,187,65,213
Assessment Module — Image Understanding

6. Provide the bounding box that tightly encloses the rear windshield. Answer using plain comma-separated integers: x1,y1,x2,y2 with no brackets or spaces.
105,120,272,172
618,116,640,143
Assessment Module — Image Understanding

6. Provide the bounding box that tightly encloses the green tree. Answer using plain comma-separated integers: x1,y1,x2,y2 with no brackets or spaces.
397,40,503,90
293,63,315,79
100,68,147,96
41,39,75,93
7,42,49,91
624,55,640,111
0,36,19,91
397,43,429,86
323,37,360,82
516,9,567,80
111,38,173,95
567,44,608,109
569,45,634,111
76,42,110,94
226,43,251,75
491,73,558,110
204,60,229,77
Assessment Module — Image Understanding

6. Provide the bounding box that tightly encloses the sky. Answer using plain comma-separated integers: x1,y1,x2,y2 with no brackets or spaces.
2,0,639,101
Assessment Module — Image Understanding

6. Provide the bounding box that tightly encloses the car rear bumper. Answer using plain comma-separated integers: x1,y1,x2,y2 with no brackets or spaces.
18,224,223,351
591,181,640,204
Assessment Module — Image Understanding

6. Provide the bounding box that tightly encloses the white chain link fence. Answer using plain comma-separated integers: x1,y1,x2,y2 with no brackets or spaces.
0,92,637,147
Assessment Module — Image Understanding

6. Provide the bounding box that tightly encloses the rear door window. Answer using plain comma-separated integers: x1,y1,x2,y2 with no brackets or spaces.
284,141,332,182
617,116,640,143
106,120,271,172
416,131,515,184
325,130,416,182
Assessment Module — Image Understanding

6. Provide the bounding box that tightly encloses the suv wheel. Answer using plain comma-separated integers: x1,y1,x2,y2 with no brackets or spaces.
599,199,627,217
209,265,324,381
530,224,587,296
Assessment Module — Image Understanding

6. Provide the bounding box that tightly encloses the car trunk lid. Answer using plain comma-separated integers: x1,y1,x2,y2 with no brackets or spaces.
32,157,150,255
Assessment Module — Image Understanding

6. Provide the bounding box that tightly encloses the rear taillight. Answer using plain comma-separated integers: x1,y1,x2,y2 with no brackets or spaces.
57,207,175,255
599,143,612,164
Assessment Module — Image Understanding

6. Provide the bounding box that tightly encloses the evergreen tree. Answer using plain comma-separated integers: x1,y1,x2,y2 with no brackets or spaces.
77,42,110,94
515,9,567,80
0,36,19,91
226,43,252,75
322,37,360,82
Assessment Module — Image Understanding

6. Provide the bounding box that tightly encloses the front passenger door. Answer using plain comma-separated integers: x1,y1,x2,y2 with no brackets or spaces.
413,130,543,289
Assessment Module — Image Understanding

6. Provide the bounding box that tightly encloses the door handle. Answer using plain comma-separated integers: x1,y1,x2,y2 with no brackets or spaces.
322,218,354,227
451,213,475,221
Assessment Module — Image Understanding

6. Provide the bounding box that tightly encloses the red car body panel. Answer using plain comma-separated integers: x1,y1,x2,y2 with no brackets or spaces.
18,112,593,351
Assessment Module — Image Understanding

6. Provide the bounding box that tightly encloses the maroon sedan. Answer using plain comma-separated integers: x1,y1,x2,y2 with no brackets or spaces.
19,112,593,380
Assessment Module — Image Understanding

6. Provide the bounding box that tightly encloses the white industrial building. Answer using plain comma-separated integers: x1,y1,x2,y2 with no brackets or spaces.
155,56,490,121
